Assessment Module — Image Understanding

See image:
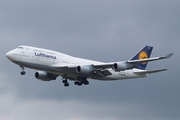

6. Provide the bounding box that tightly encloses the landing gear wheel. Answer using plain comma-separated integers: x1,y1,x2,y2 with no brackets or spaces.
74,81,78,85
82,77,89,85
62,80,67,83
21,71,26,75
78,82,83,86
84,80,89,85
64,83,69,87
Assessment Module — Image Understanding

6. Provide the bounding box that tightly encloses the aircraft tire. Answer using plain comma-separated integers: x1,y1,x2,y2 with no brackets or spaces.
62,80,67,83
74,81,78,85
21,71,26,75
84,81,89,85
64,83,69,87
78,82,83,86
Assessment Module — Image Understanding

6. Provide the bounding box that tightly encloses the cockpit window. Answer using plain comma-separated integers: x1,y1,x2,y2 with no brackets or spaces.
17,47,24,49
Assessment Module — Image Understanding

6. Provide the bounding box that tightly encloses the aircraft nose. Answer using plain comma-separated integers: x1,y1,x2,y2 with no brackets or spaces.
6,51,13,60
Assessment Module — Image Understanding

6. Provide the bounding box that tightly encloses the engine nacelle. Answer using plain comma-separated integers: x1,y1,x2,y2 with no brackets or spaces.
76,66,90,75
113,63,127,71
35,71,56,81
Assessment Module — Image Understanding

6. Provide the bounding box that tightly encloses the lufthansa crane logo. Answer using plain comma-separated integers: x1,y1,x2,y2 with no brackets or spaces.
139,51,148,64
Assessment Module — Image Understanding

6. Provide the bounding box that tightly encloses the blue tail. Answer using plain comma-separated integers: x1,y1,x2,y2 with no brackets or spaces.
129,46,153,70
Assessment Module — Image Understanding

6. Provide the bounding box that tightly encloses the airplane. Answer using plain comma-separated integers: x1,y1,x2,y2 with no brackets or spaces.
6,45,173,87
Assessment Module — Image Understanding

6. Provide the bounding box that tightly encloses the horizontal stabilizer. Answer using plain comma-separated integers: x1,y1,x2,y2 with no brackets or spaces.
133,68,168,74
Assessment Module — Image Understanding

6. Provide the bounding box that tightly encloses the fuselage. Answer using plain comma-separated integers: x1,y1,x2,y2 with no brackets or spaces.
6,46,148,81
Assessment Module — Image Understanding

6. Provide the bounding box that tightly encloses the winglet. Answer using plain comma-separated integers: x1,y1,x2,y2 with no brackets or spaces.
159,53,173,59
165,53,173,58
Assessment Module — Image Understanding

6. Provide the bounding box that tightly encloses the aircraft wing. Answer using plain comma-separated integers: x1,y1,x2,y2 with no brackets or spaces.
52,64,112,77
127,53,173,64
93,63,114,69
93,53,173,69
52,53,173,77
52,63,113,70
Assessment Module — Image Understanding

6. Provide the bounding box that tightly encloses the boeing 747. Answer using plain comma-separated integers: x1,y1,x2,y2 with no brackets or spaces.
6,46,173,87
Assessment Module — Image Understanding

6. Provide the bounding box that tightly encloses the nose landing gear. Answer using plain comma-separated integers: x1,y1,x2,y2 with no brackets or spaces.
20,66,26,75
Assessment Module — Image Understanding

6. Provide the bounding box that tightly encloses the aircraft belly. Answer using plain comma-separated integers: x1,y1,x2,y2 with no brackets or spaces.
13,61,56,71
12,60,81,77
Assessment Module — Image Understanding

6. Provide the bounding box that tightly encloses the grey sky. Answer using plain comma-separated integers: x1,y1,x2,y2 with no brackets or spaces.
0,0,180,120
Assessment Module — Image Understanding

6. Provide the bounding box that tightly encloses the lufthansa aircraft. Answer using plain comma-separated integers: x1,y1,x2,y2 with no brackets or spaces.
6,46,173,87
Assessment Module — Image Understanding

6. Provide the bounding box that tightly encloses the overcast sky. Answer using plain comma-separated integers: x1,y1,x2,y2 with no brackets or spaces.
0,0,180,120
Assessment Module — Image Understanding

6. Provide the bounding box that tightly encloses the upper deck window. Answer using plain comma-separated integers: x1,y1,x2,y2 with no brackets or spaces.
17,47,24,49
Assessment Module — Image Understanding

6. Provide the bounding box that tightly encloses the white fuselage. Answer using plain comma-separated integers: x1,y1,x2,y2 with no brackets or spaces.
6,46,148,81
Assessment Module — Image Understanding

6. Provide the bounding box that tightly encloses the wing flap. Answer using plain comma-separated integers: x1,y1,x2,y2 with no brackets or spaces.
97,69,112,76
51,64,112,77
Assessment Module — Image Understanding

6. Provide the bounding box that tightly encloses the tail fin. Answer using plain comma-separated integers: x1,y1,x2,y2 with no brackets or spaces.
129,46,153,70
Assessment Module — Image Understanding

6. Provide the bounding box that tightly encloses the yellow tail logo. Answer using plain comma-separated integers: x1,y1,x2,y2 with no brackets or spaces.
139,51,148,64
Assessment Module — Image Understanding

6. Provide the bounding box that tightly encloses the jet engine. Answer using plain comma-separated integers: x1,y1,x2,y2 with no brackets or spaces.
35,71,56,81
113,63,127,71
76,66,90,75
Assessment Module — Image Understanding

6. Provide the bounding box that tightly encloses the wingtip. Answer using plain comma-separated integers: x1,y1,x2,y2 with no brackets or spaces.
165,53,173,58
164,68,169,70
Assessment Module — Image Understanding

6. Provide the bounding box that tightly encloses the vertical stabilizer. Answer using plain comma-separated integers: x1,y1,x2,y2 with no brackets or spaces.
129,46,153,70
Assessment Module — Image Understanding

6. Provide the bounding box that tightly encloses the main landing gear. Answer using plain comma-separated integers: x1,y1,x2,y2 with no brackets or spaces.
62,77,89,87
62,78,69,87
20,66,26,75
74,77,89,86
